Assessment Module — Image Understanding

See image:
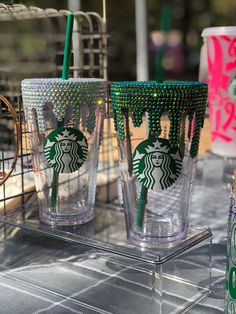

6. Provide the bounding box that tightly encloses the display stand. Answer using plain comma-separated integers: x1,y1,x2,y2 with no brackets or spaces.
0,203,212,314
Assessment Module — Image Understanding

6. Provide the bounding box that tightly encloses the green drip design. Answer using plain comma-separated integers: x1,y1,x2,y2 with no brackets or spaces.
111,81,208,157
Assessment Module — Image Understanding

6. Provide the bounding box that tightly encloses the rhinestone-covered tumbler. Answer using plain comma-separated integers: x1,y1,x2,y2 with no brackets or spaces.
22,78,107,226
111,81,208,245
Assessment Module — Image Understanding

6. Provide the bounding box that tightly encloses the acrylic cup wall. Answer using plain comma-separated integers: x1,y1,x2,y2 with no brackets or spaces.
21,78,107,226
201,27,236,157
111,81,208,245
225,181,236,312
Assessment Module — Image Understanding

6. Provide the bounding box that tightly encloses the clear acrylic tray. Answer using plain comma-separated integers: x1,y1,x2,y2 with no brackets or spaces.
0,203,212,313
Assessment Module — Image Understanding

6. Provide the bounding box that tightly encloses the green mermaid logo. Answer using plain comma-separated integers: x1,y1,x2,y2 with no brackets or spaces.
133,138,183,190
44,127,88,173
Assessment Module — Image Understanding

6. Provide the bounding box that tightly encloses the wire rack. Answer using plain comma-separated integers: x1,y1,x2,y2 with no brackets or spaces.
0,3,118,225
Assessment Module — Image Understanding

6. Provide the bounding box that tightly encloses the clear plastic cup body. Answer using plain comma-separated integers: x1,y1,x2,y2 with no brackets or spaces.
111,81,208,245
225,182,236,312
117,114,195,244
22,78,106,226
201,27,236,157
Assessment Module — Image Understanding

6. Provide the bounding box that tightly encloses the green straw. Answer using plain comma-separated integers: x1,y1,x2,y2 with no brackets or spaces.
62,13,74,80
136,135,154,230
136,185,148,229
155,3,172,82
136,4,172,230
50,13,74,210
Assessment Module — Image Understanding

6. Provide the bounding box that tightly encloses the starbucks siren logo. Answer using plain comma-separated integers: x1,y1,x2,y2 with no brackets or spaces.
133,137,183,191
44,127,88,173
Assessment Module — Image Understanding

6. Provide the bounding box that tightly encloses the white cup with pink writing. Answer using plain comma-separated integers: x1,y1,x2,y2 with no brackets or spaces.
200,27,236,157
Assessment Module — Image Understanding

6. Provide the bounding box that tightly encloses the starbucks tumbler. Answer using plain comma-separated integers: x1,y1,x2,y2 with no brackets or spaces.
225,180,236,313
22,78,107,226
111,81,207,244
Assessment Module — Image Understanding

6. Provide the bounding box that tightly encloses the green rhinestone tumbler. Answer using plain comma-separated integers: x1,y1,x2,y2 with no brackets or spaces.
111,81,208,245
21,78,107,226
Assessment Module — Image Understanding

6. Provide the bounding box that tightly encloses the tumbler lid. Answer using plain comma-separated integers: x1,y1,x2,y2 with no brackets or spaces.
202,26,236,37
111,81,208,157
21,78,107,134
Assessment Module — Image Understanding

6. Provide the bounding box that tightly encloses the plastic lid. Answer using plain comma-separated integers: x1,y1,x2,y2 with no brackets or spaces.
202,26,236,37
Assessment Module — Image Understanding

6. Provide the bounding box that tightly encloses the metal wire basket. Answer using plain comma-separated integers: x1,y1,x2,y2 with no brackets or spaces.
0,3,116,225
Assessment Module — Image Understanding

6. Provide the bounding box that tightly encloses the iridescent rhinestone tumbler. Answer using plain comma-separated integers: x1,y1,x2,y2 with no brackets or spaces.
111,81,208,244
22,78,107,226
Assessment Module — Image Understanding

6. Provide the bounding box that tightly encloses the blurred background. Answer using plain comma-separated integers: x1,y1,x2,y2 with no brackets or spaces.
17,0,236,81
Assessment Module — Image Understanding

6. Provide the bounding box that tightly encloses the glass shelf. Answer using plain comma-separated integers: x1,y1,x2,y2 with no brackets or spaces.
0,202,212,265
0,203,212,313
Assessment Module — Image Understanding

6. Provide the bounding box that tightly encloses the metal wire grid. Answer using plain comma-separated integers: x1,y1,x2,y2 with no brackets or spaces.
0,3,115,220
0,94,34,219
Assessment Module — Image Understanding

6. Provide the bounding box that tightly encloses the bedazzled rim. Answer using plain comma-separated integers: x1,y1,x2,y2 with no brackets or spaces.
21,78,107,134
111,81,208,157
